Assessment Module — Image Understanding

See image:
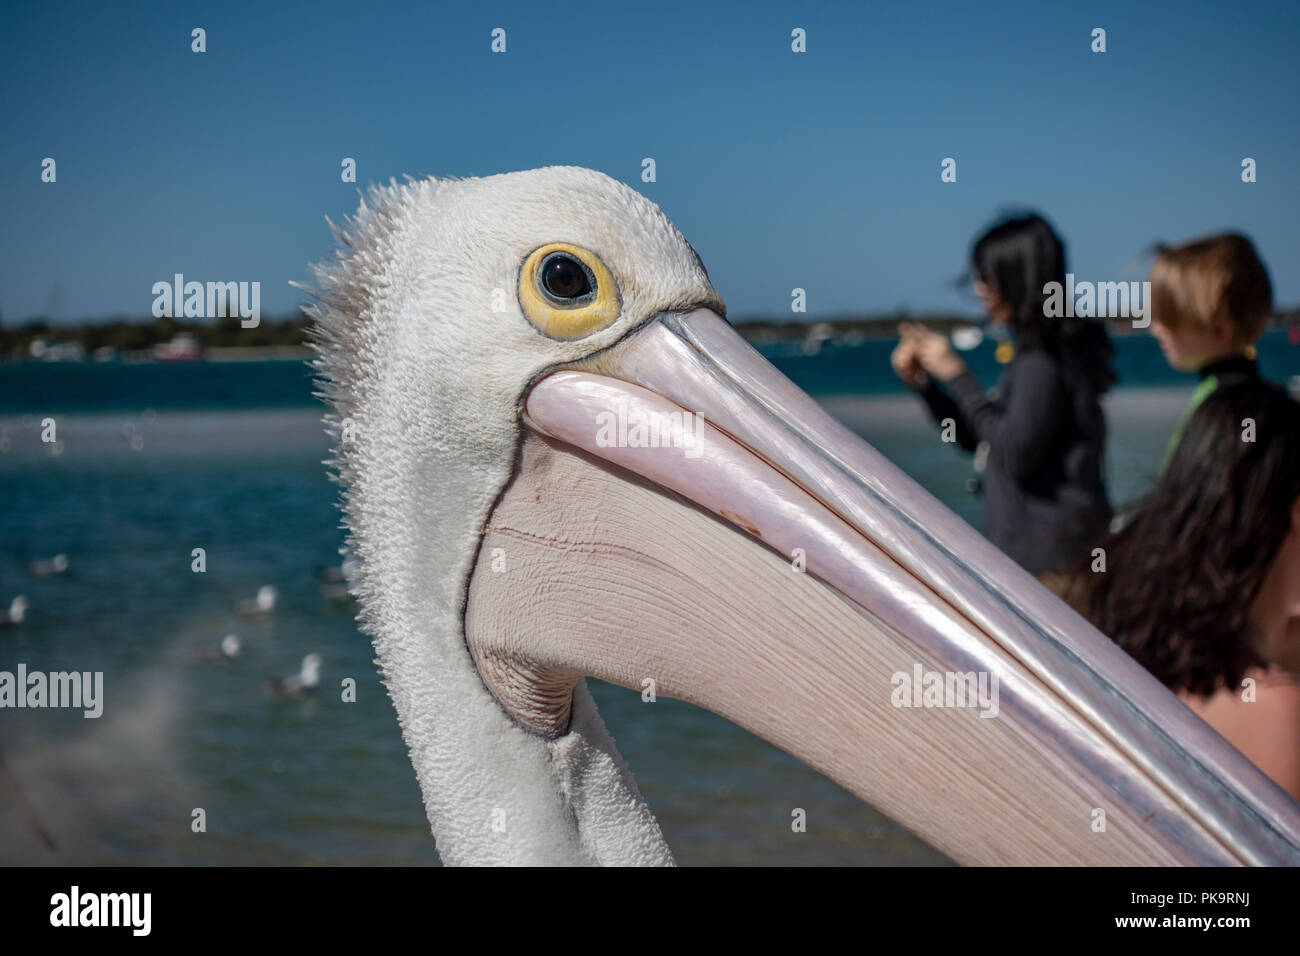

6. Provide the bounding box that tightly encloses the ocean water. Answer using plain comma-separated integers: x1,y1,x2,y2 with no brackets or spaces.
2,328,1296,415
1,332,1297,866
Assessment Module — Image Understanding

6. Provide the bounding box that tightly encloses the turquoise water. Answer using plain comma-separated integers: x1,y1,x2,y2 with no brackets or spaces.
0,409,955,865
3,328,1296,414
0,332,1296,865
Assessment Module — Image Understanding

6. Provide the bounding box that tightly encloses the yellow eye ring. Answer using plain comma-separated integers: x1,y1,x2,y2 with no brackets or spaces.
518,243,620,340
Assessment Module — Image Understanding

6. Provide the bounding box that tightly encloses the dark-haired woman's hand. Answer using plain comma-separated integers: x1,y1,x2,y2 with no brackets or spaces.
890,336,927,389
902,322,966,383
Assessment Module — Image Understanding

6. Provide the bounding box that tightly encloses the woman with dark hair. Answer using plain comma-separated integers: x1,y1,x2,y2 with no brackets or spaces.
1080,381,1300,798
891,213,1115,573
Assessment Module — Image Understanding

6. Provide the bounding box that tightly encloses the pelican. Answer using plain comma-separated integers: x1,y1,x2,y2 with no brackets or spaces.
307,166,1300,866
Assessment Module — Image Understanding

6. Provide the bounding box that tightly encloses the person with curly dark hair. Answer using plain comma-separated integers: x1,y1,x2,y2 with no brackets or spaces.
891,212,1115,574
1080,381,1300,798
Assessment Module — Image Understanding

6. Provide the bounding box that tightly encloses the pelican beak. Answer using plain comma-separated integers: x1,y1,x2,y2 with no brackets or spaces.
468,307,1300,865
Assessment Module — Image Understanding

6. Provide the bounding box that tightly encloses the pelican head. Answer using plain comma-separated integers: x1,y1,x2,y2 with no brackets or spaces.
308,166,1300,866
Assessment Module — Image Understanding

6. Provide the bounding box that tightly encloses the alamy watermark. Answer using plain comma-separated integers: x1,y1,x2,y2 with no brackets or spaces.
890,663,999,718
152,273,260,327
50,886,150,936
594,398,704,459
0,663,103,718
1043,274,1151,328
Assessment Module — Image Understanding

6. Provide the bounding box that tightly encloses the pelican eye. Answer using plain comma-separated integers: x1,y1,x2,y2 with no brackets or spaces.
519,242,620,340
538,253,595,304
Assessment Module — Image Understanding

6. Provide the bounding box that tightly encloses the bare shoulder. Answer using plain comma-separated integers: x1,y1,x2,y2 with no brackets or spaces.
1242,672,1300,799
1252,669,1300,712
1182,670,1300,800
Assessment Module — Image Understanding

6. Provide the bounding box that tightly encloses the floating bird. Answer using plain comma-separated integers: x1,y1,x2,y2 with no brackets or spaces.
319,581,350,602
268,654,322,699
236,585,277,616
199,634,241,660
0,596,28,627
316,565,344,584
28,553,68,577
315,561,355,602
307,167,1300,866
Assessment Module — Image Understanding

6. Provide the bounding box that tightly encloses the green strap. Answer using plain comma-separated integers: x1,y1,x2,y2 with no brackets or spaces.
1162,374,1219,468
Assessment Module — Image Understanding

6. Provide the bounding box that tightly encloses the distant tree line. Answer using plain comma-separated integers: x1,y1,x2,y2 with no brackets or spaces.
0,314,313,357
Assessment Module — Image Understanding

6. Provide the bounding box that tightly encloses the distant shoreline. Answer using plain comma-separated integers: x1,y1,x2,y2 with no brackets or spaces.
1,345,315,365
4,309,1298,364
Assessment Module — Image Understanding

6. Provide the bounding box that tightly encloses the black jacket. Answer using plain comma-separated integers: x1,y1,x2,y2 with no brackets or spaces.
917,349,1111,573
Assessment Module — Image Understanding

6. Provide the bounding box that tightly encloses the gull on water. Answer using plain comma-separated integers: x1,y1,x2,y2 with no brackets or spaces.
236,585,278,616
199,634,241,660
0,597,29,627
28,554,68,577
268,654,322,699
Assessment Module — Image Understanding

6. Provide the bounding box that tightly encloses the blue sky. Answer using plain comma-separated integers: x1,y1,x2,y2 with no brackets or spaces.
2,0,1297,323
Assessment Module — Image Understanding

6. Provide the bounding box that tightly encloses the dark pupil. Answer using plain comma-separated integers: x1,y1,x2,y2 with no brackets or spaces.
542,256,591,300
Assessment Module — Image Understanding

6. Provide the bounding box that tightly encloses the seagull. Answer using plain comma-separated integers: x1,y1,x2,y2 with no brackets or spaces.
306,166,1300,866
268,654,322,699
28,554,68,577
316,564,346,584
320,581,350,602
0,597,28,627
316,561,355,602
236,585,277,616
199,634,241,660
